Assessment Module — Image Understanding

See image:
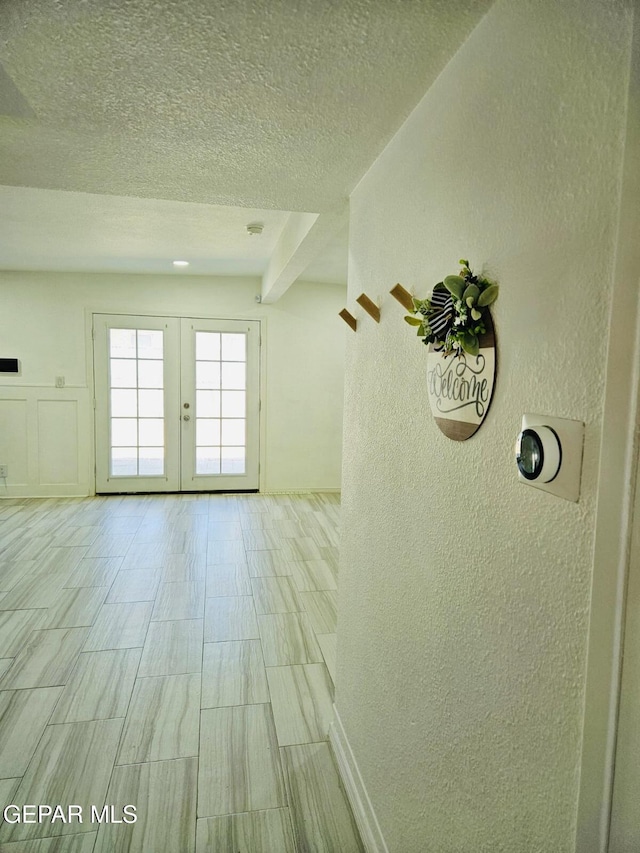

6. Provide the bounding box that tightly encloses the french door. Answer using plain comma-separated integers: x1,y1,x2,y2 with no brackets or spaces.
93,314,260,493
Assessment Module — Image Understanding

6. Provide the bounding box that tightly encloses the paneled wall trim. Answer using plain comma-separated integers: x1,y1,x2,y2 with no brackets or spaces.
0,385,92,497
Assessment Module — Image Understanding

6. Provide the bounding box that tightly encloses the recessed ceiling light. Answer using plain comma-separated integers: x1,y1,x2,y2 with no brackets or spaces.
172,260,189,267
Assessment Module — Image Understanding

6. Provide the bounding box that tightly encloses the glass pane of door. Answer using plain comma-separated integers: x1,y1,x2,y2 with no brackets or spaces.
181,319,260,491
94,314,259,493
94,315,180,493
109,328,165,477
194,331,247,476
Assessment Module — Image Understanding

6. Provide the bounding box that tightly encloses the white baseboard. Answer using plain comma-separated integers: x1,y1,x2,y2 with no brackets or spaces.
329,707,389,853
260,488,341,494
0,485,91,499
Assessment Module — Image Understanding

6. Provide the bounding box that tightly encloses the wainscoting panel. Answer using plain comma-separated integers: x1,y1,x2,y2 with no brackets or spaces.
0,398,29,485
0,386,91,497
38,399,79,485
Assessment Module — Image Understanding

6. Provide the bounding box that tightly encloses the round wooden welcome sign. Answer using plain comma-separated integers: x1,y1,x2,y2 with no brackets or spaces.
426,313,497,441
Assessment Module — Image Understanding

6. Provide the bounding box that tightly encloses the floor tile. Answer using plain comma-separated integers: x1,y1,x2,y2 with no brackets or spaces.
0,609,47,657
205,563,252,597
305,522,337,548
0,535,34,564
250,576,302,615
201,640,269,708
138,619,203,677
207,522,243,541
198,704,286,817
152,581,205,621
0,491,352,852
161,552,206,583
0,526,27,558
298,590,337,634
83,533,134,559
51,648,141,723
106,569,159,603
51,526,101,548
204,597,258,643
44,587,109,629
100,515,144,535
290,559,337,592
168,527,208,555
63,556,123,588
0,832,98,851
266,664,334,746
206,540,246,565
196,808,296,853
319,545,340,573
120,541,168,570
239,512,274,531
281,742,364,853
280,537,323,562
242,530,284,551
0,776,20,806
83,602,153,652
0,628,89,689
318,633,337,683
116,672,200,764
0,686,64,776
0,573,68,611
274,520,307,539
94,757,197,853
0,718,123,842
246,551,292,578
30,547,88,578
258,612,323,666
0,560,34,593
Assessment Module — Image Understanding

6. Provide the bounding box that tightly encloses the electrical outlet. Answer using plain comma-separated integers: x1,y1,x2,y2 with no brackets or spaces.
0,465,8,479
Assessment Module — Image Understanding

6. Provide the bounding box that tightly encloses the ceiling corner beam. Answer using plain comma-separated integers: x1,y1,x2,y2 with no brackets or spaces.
260,205,348,304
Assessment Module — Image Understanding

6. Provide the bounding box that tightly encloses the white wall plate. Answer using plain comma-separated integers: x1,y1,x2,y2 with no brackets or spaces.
517,414,585,502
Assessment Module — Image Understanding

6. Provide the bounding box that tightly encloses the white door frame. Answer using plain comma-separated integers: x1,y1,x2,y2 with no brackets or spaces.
575,12,640,849
86,308,265,495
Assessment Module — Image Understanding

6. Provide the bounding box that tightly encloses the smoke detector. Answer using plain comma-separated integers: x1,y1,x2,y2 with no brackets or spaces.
246,222,264,236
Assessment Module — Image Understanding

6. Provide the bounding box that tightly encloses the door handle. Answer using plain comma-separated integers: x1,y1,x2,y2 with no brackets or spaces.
183,414,191,421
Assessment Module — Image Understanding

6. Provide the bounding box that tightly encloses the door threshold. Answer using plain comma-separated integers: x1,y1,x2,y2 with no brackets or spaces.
95,489,259,496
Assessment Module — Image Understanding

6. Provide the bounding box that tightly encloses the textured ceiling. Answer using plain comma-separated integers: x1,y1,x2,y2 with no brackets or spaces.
0,0,492,282
0,185,297,276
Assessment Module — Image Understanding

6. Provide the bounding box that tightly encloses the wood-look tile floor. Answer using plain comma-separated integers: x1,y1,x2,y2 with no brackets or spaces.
0,492,362,853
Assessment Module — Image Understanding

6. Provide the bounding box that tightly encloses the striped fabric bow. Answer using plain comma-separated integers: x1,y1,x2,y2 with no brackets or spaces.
427,287,455,341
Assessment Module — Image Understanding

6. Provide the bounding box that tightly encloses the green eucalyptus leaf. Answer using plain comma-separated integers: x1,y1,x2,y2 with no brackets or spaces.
471,307,482,321
404,315,423,326
477,284,499,307
443,275,465,300
459,259,469,267
417,324,425,336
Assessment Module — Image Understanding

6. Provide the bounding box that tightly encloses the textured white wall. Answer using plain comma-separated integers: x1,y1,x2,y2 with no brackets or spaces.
0,271,345,495
337,1,634,851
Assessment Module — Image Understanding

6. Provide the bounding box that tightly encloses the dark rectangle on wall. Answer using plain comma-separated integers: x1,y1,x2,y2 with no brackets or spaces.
0,358,19,373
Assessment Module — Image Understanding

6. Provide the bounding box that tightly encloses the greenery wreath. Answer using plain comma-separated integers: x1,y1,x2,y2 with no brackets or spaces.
404,259,499,357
